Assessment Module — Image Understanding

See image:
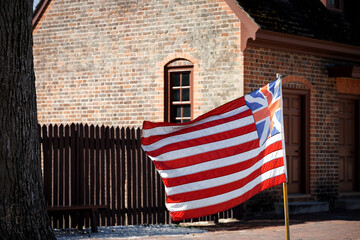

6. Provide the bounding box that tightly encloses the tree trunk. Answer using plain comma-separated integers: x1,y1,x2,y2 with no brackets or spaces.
0,0,55,239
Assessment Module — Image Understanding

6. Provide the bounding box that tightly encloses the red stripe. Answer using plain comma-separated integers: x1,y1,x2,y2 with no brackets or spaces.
162,141,283,187
169,174,286,221
166,158,284,203
153,138,259,170
147,123,256,157
142,96,245,130
141,109,252,146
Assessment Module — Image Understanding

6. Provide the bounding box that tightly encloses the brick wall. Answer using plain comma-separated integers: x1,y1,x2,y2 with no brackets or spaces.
243,45,344,201
33,0,243,127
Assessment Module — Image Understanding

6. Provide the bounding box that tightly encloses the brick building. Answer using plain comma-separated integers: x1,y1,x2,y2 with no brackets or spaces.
33,0,360,214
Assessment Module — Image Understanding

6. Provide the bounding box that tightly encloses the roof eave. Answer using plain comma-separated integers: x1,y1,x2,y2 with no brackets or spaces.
32,0,52,30
247,29,360,62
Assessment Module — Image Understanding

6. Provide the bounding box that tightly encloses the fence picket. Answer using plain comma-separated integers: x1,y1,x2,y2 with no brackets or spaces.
64,124,70,228
136,128,142,224
120,127,126,225
104,127,111,226
125,127,132,225
84,124,90,227
53,125,59,211
89,125,95,207
95,125,101,223
58,124,64,228
105,126,111,225
78,124,85,228
110,127,116,226
131,128,137,225
100,125,106,225
70,123,77,228
115,127,122,225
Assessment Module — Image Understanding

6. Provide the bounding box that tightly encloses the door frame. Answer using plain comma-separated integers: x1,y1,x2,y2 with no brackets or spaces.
283,88,310,194
338,94,360,192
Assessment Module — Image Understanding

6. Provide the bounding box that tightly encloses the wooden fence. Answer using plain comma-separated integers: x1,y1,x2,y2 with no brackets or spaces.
39,123,242,229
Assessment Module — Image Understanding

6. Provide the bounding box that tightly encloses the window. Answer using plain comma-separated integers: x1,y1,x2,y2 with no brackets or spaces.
326,0,343,10
165,60,193,123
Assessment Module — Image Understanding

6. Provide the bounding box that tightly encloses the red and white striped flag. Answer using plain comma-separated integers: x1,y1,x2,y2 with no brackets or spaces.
141,78,287,221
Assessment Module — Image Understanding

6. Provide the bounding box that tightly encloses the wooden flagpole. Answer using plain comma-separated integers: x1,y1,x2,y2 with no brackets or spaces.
277,73,290,240
283,182,290,240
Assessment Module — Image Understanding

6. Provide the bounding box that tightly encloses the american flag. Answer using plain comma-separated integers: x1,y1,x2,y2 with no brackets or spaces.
141,78,287,221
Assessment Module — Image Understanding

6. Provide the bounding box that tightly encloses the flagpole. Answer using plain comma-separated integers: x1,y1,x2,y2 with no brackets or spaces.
283,182,290,240
276,73,290,240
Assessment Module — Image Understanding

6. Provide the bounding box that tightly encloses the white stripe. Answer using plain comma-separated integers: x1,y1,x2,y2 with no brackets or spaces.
149,131,258,162
143,105,249,138
244,93,268,113
164,149,284,196
259,117,271,146
272,108,282,133
273,78,281,102
158,133,283,179
166,166,286,212
142,115,255,152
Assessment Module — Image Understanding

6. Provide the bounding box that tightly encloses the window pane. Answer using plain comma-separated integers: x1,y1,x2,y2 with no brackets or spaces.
172,73,180,86
182,73,190,86
175,106,181,118
183,105,190,117
182,89,189,101
183,119,190,123
173,89,180,101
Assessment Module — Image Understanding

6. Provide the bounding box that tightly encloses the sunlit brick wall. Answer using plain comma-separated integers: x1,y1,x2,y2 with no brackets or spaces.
33,0,243,127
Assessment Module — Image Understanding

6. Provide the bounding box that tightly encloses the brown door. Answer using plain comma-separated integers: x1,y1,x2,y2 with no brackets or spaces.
338,97,358,192
283,91,306,194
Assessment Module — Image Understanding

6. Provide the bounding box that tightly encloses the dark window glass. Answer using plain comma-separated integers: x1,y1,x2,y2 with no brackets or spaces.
173,89,180,101
175,106,181,118
183,73,190,86
183,105,190,117
172,73,180,86
182,89,189,101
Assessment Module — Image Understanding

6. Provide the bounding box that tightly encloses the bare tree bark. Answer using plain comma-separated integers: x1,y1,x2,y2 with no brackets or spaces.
0,0,55,239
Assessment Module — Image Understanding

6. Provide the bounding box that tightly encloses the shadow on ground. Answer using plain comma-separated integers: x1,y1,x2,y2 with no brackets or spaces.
190,209,360,232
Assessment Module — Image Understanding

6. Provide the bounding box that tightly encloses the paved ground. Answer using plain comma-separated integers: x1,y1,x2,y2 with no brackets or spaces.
145,220,360,240
65,209,360,240
126,210,360,240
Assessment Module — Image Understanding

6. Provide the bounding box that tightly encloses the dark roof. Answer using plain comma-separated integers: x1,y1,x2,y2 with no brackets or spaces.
236,0,360,46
